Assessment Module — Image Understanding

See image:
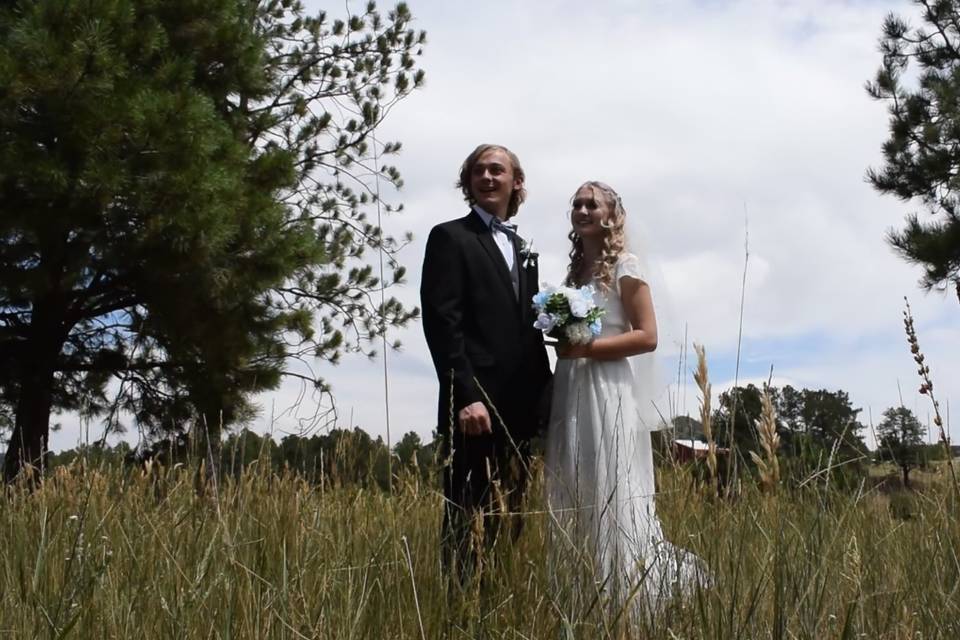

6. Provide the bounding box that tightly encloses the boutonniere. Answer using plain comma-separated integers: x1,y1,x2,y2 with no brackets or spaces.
519,237,539,268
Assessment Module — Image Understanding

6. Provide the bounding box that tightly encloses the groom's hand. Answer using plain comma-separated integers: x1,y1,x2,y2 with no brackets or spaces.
458,402,492,436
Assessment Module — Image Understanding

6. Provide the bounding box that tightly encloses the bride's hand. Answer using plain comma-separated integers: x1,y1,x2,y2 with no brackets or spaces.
555,342,590,359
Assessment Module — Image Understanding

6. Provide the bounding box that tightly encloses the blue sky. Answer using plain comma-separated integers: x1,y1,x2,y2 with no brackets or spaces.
50,0,960,451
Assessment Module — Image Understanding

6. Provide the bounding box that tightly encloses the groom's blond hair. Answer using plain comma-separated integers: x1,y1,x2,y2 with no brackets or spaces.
456,144,527,219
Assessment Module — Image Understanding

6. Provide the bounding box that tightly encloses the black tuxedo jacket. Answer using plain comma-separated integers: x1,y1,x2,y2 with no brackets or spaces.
421,210,551,441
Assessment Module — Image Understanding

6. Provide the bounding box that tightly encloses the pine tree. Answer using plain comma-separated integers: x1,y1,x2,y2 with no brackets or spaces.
867,1,960,302
877,406,926,488
0,0,425,481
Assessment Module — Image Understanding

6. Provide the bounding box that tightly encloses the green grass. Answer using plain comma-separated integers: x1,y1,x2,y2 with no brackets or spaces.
1,460,959,638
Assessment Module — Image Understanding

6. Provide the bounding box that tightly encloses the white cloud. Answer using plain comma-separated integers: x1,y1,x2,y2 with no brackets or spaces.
46,0,959,454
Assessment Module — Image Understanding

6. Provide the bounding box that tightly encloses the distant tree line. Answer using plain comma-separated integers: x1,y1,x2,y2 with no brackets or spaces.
29,381,943,494
45,427,436,491
669,383,943,488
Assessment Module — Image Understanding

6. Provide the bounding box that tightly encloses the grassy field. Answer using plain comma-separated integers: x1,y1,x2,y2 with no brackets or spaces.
1,458,959,639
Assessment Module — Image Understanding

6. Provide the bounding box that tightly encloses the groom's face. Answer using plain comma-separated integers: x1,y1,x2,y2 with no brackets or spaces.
469,149,521,219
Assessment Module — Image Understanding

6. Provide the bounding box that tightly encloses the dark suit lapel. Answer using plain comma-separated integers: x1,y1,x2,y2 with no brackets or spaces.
512,234,529,321
468,211,518,306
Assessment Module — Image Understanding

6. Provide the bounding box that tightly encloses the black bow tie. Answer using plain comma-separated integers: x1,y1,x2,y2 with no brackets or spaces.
490,218,518,235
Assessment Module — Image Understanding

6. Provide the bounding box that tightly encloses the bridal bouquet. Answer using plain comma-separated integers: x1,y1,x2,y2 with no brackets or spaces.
531,284,604,345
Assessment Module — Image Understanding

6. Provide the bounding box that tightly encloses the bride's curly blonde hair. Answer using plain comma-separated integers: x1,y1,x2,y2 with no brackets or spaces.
564,181,627,292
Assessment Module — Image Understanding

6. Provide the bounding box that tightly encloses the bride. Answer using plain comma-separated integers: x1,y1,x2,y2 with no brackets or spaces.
545,181,704,612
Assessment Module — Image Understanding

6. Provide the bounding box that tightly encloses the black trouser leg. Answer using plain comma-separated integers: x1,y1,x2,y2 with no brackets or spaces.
441,431,495,582
440,430,534,582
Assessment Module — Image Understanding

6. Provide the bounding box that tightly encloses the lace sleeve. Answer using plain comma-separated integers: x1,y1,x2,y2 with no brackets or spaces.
616,252,646,285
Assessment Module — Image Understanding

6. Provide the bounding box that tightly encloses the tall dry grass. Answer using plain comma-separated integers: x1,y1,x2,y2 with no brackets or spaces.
1,453,958,638
750,386,781,493
693,342,718,493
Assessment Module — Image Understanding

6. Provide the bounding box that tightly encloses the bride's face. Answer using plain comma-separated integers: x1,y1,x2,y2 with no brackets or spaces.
570,186,611,239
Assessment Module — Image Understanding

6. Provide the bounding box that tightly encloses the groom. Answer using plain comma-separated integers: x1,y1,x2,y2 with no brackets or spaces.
421,143,551,577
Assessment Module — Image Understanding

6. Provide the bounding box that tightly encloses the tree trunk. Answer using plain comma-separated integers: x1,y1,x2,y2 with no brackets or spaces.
902,465,911,489
4,334,60,484
4,386,53,483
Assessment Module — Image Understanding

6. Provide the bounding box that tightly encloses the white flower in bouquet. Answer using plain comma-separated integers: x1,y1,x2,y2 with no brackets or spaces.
564,322,593,345
531,282,604,345
564,285,595,318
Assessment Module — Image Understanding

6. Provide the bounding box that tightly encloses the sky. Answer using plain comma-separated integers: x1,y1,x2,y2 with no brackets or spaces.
51,0,960,452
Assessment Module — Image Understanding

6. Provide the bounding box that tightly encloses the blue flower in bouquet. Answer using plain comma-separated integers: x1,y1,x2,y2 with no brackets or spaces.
589,318,602,337
532,288,553,309
534,312,558,332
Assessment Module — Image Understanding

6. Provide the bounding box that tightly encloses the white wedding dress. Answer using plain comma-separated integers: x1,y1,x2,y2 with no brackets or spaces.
545,252,704,612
